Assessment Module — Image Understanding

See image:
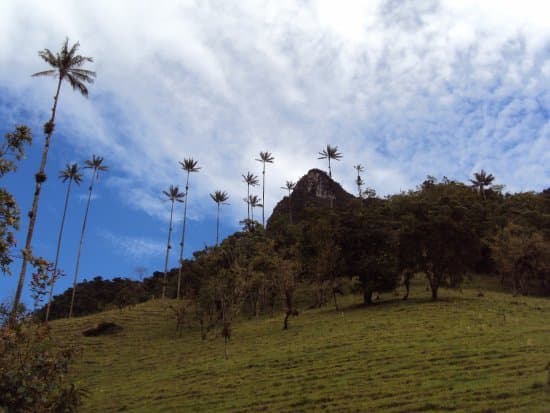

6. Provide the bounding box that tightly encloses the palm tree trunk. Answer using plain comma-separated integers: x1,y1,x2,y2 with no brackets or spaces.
69,170,97,318
261,164,265,227
328,158,332,178
45,178,73,322
216,203,220,246
176,173,190,300
162,200,175,299
10,76,63,325
246,183,250,221
288,189,293,224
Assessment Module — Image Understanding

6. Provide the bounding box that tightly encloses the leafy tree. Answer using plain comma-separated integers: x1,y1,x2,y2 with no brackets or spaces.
491,223,550,296
396,181,482,300
177,158,200,300
242,172,259,221
45,163,83,322
0,125,32,274
256,151,274,227
161,185,185,299
470,169,495,200
338,207,399,304
210,190,229,246
69,155,107,317
12,38,95,324
0,323,84,412
318,144,342,179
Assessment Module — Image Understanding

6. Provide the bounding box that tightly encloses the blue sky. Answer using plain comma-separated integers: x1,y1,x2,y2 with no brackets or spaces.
1,0,549,308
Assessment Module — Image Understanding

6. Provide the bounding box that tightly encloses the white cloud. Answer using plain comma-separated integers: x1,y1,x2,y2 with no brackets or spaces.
100,230,164,260
0,0,548,227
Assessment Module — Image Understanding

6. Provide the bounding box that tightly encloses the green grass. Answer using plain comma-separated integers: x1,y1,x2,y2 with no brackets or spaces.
52,281,550,412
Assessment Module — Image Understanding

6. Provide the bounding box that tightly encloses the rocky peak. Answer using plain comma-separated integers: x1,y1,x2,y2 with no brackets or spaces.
268,169,355,227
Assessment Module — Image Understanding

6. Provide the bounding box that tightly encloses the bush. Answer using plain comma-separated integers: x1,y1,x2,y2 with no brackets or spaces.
0,316,84,412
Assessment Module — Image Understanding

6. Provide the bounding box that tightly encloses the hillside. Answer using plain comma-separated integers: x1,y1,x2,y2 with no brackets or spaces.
52,281,550,413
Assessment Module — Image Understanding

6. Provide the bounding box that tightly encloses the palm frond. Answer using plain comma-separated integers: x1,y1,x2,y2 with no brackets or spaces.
31,69,57,78
179,157,201,173
242,172,259,186
256,151,274,163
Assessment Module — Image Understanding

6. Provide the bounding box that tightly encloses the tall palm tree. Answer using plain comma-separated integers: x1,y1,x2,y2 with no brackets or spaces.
248,195,262,221
255,151,274,227
68,155,107,318
318,144,343,179
470,169,495,200
280,181,296,224
176,158,200,300
353,164,365,197
242,172,259,220
210,190,229,246
11,38,95,322
45,163,83,322
161,185,185,299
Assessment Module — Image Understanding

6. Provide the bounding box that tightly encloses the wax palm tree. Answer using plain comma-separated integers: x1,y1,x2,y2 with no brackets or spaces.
68,155,107,318
11,38,95,322
161,185,185,299
318,144,343,179
45,163,83,322
255,151,274,227
210,190,229,246
176,158,200,299
280,181,296,224
353,164,365,197
470,169,495,200
248,195,262,221
242,172,259,220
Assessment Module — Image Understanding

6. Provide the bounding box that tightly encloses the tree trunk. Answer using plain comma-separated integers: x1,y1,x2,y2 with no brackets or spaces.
363,289,373,305
69,169,97,318
332,287,339,311
45,178,73,322
177,172,190,300
10,76,63,326
215,203,220,246
261,164,265,227
429,275,440,301
162,200,175,299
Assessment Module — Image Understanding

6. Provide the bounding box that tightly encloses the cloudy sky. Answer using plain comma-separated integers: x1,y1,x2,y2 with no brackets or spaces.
1,0,548,306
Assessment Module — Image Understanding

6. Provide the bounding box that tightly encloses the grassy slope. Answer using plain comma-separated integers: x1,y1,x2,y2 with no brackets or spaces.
52,281,550,413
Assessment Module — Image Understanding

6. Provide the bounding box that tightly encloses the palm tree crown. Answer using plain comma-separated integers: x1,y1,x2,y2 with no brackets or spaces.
211,190,229,246
32,38,96,97
242,172,259,187
211,190,230,204
179,158,201,175
59,162,83,184
318,144,343,178
470,169,495,199
281,181,296,193
163,185,185,203
256,151,275,164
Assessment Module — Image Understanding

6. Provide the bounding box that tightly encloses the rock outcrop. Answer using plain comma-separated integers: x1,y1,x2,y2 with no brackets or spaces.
268,169,355,227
